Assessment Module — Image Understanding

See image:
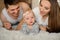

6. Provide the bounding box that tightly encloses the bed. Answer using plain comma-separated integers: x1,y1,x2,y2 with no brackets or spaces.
0,20,60,40
0,26,60,40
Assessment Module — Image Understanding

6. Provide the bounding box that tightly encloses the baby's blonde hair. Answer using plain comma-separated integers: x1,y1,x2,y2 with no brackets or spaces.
23,9,35,18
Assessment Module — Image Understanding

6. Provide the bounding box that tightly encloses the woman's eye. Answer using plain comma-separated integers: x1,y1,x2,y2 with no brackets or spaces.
40,4,43,7
45,7,49,10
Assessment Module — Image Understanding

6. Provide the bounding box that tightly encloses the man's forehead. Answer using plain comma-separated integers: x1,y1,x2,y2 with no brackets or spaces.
8,4,19,9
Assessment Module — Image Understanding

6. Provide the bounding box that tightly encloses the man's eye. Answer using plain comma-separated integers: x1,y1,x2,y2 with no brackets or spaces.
17,7,19,9
11,9,14,11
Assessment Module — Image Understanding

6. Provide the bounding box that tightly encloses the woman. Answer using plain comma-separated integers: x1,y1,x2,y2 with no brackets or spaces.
33,0,51,31
33,0,60,32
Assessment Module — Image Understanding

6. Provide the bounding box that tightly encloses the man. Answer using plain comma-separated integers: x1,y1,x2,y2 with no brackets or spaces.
0,0,30,30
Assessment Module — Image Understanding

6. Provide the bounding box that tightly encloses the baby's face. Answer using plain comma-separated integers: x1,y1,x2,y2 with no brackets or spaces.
24,12,35,26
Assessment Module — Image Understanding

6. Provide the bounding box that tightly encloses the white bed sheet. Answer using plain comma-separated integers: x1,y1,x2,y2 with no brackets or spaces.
0,26,60,40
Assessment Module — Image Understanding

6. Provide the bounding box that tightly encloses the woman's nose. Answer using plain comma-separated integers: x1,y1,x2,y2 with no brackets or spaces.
40,8,44,11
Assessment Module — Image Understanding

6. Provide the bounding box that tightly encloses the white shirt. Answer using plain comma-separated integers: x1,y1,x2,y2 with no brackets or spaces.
32,7,48,26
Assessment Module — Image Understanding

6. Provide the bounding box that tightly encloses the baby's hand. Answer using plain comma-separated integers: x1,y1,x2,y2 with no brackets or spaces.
4,22,12,30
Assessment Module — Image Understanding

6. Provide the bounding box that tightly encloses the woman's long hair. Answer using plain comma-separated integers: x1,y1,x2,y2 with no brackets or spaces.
48,0,60,33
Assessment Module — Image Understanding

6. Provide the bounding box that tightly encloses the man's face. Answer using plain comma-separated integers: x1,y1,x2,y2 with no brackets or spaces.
7,4,20,18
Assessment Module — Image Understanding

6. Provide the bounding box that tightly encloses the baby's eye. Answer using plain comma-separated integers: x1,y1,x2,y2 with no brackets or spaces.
31,17,34,18
26,18,29,20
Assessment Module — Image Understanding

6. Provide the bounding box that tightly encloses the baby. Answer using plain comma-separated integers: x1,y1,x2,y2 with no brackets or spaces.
20,10,40,35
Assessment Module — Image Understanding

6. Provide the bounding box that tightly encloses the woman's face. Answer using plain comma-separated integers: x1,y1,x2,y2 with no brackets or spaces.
40,1,51,16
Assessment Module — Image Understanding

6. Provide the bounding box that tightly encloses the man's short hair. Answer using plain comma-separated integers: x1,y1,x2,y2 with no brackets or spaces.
4,0,20,9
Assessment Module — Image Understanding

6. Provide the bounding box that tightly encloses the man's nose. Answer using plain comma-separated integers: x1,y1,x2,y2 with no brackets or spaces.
14,10,18,14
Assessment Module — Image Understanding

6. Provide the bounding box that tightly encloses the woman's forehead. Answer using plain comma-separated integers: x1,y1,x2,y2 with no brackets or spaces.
41,1,51,8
